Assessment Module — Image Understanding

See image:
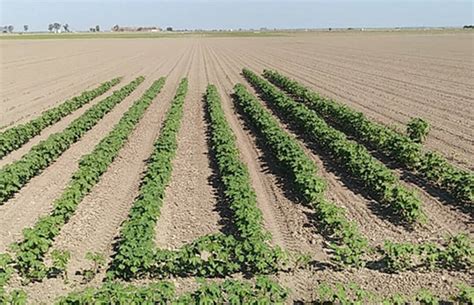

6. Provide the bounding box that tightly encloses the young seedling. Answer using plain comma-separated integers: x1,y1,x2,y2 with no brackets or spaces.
51,250,71,283
407,117,430,144
81,252,106,283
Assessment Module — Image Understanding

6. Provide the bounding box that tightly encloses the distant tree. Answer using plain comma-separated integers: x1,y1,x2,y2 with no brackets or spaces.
463,25,474,29
53,22,61,33
7,25,14,33
1,26,7,33
95,25,100,32
90,27,95,32
166,26,173,31
48,24,53,32
63,24,69,32
111,24,119,32
24,25,28,32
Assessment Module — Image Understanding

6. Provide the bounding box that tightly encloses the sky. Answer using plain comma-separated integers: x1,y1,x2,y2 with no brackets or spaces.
0,0,473,32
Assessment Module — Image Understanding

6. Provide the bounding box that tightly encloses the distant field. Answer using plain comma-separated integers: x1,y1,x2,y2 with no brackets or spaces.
0,28,470,40
0,30,472,304
0,31,289,40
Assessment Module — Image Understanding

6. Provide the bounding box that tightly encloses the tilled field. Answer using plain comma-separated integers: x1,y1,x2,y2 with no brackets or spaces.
0,32,472,304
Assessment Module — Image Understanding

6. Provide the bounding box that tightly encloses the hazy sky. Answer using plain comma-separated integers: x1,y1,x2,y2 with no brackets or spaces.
1,0,473,32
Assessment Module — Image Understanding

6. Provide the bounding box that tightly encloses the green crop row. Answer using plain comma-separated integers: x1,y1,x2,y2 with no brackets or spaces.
108,78,189,279
263,69,474,203
244,68,423,224
0,253,26,304
109,83,285,280
0,77,121,159
56,276,288,304
316,282,473,305
381,233,473,273
232,83,368,267
0,77,144,204
10,78,166,281
173,85,284,275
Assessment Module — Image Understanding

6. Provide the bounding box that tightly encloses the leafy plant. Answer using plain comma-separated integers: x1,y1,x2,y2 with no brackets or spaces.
245,68,424,224
109,78,189,279
0,76,144,204
109,83,287,280
80,252,106,283
416,289,439,305
456,284,474,304
56,277,288,304
315,282,467,304
407,118,430,143
51,249,71,282
233,82,368,267
1,289,27,305
12,77,166,281
263,69,473,203
0,77,121,159
381,234,473,272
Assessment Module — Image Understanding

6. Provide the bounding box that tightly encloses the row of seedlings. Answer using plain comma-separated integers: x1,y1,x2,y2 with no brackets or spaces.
0,77,144,204
0,77,121,158
243,68,424,224
232,83,369,268
263,69,474,203
7,78,166,282
109,82,285,281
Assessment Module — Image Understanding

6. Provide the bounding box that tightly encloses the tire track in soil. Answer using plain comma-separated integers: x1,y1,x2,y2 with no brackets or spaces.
0,46,190,252
7,44,195,305
218,43,473,237
154,41,226,249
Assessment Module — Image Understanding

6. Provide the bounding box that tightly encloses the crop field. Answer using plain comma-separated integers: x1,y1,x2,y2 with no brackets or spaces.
0,31,473,304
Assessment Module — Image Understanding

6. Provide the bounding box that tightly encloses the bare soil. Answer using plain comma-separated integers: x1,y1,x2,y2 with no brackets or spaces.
1,31,472,303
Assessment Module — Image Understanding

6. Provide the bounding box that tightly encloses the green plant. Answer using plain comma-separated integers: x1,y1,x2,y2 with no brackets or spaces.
55,277,288,304
51,249,71,282
0,253,13,288
2,289,27,305
81,252,106,283
415,288,439,305
244,68,424,224
315,282,467,304
109,83,286,280
0,76,144,204
12,77,166,281
0,77,121,158
263,69,473,203
381,234,473,272
456,284,474,304
407,117,430,143
232,82,368,268
108,78,189,279
438,233,473,269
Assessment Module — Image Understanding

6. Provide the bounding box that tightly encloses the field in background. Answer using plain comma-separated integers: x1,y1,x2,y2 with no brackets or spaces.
0,30,472,303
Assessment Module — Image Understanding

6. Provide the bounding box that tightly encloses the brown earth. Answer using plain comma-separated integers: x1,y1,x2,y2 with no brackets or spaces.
1,31,472,303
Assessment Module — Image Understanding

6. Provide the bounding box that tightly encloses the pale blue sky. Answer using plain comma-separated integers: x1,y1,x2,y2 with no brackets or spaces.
1,0,473,32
